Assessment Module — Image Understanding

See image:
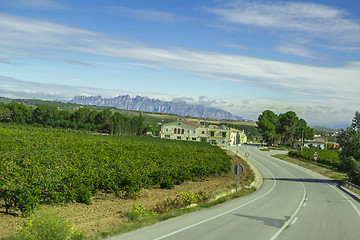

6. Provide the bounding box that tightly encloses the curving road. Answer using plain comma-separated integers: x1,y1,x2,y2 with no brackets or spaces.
107,145,360,240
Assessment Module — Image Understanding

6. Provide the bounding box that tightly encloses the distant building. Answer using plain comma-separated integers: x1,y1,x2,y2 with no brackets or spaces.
160,120,247,146
304,142,325,149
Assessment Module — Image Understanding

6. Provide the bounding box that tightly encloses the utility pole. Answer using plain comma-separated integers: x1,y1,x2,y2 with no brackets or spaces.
301,131,304,152
325,136,327,150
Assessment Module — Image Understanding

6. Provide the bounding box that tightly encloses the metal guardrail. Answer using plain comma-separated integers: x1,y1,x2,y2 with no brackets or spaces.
342,181,360,195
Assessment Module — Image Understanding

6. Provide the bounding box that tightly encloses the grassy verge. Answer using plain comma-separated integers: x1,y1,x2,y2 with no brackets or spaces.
3,185,256,240
272,154,347,181
93,188,256,239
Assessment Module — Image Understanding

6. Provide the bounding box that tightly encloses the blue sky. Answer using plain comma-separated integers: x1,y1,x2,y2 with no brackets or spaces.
1,0,360,127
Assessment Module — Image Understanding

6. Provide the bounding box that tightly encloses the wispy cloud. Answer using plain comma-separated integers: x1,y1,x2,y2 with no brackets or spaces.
222,43,249,50
207,1,360,49
0,0,67,10
0,75,352,126
0,76,126,100
0,53,17,64
0,75,179,102
276,44,318,59
108,6,182,23
1,13,359,121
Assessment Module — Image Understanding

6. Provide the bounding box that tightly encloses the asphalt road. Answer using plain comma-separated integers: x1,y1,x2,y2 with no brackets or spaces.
107,145,360,240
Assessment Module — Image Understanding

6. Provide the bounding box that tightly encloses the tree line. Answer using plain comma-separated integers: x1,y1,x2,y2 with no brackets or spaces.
0,102,143,136
257,110,360,185
256,110,314,146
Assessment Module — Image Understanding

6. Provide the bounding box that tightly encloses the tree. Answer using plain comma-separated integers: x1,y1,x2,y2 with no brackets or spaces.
110,112,123,135
33,105,50,125
295,118,314,147
72,108,91,124
257,110,313,146
0,104,12,122
256,110,280,146
278,111,299,146
95,109,111,125
337,112,360,184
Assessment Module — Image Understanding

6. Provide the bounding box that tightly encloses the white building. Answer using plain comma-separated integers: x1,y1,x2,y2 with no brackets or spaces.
160,120,247,146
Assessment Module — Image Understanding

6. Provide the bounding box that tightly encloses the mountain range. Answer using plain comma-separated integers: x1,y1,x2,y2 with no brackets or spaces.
69,95,243,120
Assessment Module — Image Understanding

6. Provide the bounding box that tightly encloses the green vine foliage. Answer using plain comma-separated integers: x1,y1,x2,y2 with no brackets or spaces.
0,124,231,214
288,148,340,168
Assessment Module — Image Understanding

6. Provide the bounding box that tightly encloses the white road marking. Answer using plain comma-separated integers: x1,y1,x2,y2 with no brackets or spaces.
277,157,360,217
291,217,299,225
239,148,307,240
154,151,277,240
269,167,307,240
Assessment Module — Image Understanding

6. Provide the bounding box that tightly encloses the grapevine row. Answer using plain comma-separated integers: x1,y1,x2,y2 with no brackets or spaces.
0,124,231,214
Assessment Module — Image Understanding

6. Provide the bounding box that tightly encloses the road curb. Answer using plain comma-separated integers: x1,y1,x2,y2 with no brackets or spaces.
228,148,263,190
245,157,263,190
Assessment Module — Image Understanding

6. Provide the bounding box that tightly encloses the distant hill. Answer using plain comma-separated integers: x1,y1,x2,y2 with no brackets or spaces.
69,95,243,121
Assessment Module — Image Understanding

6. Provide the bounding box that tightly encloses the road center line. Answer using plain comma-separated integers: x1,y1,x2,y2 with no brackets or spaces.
251,148,307,240
291,217,299,225
272,156,360,217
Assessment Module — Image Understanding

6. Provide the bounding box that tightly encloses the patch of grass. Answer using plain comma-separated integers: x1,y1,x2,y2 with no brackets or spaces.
4,209,85,240
273,154,347,181
259,147,270,151
93,187,255,239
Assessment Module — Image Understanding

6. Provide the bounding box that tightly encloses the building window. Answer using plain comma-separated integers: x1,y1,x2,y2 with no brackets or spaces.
181,129,184,134
165,128,168,132
192,137,197,141
165,135,170,138
178,122,182,125
200,137,207,142
201,131,205,134
193,130,196,134
178,128,181,134
177,136,181,140
174,128,177,134
222,132,226,138
210,131,215,137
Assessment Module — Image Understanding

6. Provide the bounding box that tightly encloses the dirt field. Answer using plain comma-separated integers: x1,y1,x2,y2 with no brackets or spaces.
0,150,253,238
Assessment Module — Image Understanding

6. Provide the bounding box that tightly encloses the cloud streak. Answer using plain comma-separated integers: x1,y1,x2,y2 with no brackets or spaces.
207,1,360,47
0,10,359,126
0,0,67,10
108,6,181,23
1,13,359,107
275,44,318,59
0,75,352,127
0,76,127,100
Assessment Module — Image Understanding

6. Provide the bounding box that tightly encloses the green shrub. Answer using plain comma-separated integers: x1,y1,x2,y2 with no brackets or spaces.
125,204,156,221
5,209,84,240
341,157,360,185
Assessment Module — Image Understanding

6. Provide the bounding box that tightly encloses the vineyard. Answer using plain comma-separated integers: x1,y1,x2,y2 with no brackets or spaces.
0,124,232,214
288,148,340,168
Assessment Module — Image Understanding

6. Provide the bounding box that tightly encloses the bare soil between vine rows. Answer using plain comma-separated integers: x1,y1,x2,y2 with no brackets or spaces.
0,150,253,238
